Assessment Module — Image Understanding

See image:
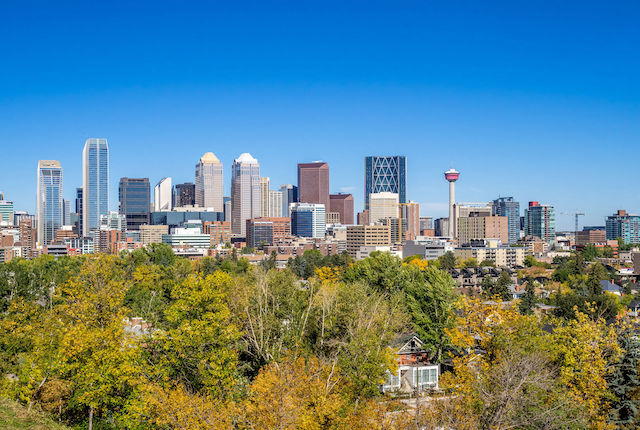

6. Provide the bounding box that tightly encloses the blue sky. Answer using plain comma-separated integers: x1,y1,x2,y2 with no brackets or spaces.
1,1,639,230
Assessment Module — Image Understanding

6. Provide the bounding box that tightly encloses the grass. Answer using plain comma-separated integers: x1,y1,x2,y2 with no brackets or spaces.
0,399,70,430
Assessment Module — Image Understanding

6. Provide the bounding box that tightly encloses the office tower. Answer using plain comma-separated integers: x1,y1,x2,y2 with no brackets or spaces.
62,199,70,226
224,197,231,222
0,192,14,225
357,210,369,226
37,160,63,245
82,138,109,237
246,217,291,248
346,224,392,258
492,197,520,244
203,221,232,245
100,211,127,232
174,182,196,207
290,203,326,238
606,210,640,244
280,184,298,216
260,177,271,217
434,218,449,237
139,225,169,244
119,178,150,230
298,162,329,209
524,201,556,244
75,187,83,235
195,152,223,211
231,153,261,236
369,192,399,224
329,193,354,225
444,168,459,238
457,213,509,244
269,190,283,218
18,218,35,257
400,201,420,241
154,177,173,212
364,156,406,209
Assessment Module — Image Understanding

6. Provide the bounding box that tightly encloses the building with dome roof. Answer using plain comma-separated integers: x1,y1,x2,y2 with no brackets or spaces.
195,152,223,212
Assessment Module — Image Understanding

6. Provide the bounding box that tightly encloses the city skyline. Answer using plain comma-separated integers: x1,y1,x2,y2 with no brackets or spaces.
2,2,640,229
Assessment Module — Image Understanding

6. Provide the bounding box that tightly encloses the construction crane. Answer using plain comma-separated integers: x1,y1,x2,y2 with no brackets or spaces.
561,211,585,233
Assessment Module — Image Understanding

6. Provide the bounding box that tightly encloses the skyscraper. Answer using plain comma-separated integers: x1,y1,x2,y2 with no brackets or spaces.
364,156,406,209
298,162,329,210
369,192,399,224
82,138,109,236
154,177,173,212
174,182,196,207
524,201,555,244
119,178,151,230
75,187,83,236
606,210,640,244
268,190,283,218
260,177,271,218
0,192,14,225
329,193,354,225
492,197,520,244
279,184,298,216
231,153,261,235
290,203,326,238
37,160,63,245
63,199,70,226
195,152,223,211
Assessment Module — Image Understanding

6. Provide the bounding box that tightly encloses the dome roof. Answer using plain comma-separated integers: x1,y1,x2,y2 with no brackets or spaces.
200,152,220,163
235,152,258,164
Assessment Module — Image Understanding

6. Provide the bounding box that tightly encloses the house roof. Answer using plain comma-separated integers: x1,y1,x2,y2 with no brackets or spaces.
600,280,621,292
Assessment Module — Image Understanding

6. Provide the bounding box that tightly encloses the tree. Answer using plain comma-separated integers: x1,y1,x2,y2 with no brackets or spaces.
608,329,640,428
494,271,513,301
519,281,536,315
479,259,495,267
481,275,495,296
582,244,599,261
438,251,456,271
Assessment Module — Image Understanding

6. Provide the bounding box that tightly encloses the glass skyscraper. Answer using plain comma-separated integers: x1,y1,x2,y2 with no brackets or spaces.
606,210,640,244
37,160,63,245
524,201,555,244
492,197,520,244
364,156,406,209
82,138,109,236
231,153,261,236
119,177,150,230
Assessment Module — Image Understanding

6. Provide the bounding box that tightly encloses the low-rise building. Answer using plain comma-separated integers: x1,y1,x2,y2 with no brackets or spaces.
346,224,391,258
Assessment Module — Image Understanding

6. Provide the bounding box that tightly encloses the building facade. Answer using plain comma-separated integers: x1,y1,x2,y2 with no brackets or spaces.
82,138,109,237
231,153,261,236
268,190,283,218
346,224,392,258
329,193,354,225
279,184,298,216
119,177,150,230
369,192,399,224
260,177,270,218
174,182,196,207
290,203,326,238
524,201,556,244
37,160,63,246
492,197,520,244
457,213,509,245
400,201,420,241
606,210,640,244
195,152,223,211
154,177,173,212
297,162,330,210
364,156,406,209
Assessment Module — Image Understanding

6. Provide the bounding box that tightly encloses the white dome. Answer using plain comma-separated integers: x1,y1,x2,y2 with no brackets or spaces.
235,152,258,164
200,152,220,163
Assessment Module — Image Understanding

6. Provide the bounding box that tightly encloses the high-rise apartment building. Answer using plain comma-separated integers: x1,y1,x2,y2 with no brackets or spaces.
260,177,271,218
606,210,640,244
154,177,173,212
119,178,150,230
290,203,326,238
62,199,70,226
329,193,354,225
174,182,196,207
457,213,509,245
492,197,520,244
195,152,223,211
37,160,63,245
75,187,83,236
279,184,298,216
369,192,399,224
524,201,555,244
298,162,329,210
364,156,406,209
231,153,261,236
400,201,420,241
82,138,109,237
0,193,14,225
269,190,283,218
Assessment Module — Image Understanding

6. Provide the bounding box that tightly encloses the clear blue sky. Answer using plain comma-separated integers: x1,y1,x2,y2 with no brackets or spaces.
1,1,639,230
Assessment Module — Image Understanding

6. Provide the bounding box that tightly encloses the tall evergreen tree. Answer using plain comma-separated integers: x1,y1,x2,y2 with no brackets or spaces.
608,330,640,427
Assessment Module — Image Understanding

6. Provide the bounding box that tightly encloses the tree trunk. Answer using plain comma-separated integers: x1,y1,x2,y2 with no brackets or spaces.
88,406,94,430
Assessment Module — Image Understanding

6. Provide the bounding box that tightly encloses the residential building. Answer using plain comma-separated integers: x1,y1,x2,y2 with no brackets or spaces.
364,156,406,209
457,213,509,245
492,197,520,244
195,152,223,211
37,160,63,245
290,203,326,238
402,238,454,260
297,162,329,210
231,153,261,236
119,177,150,230
154,177,173,212
0,195,14,225
606,210,640,244
64,236,94,255
279,184,298,217
399,201,420,241
246,219,274,249
62,199,70,226
260,177,270,218
455,241,526,267
18,218,35,258
268,190,283,218
139,225,169,244
100,211,126,232
434,218,449,237
55,226,78,242
203,221,232,245
162,228,211,248
329,193,354,225
346,224,391,258
369,192,399,223
382,335,439,393
173,182,196,208
524,201,556,244
82,138,109,237
381,217,408,244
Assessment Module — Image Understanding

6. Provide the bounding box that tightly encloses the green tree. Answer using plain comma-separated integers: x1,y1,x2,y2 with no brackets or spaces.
608,329,640,428
519,281,536,315
438,251,456,271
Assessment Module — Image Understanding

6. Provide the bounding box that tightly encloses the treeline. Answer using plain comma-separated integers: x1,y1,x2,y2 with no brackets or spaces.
0,245,638,429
